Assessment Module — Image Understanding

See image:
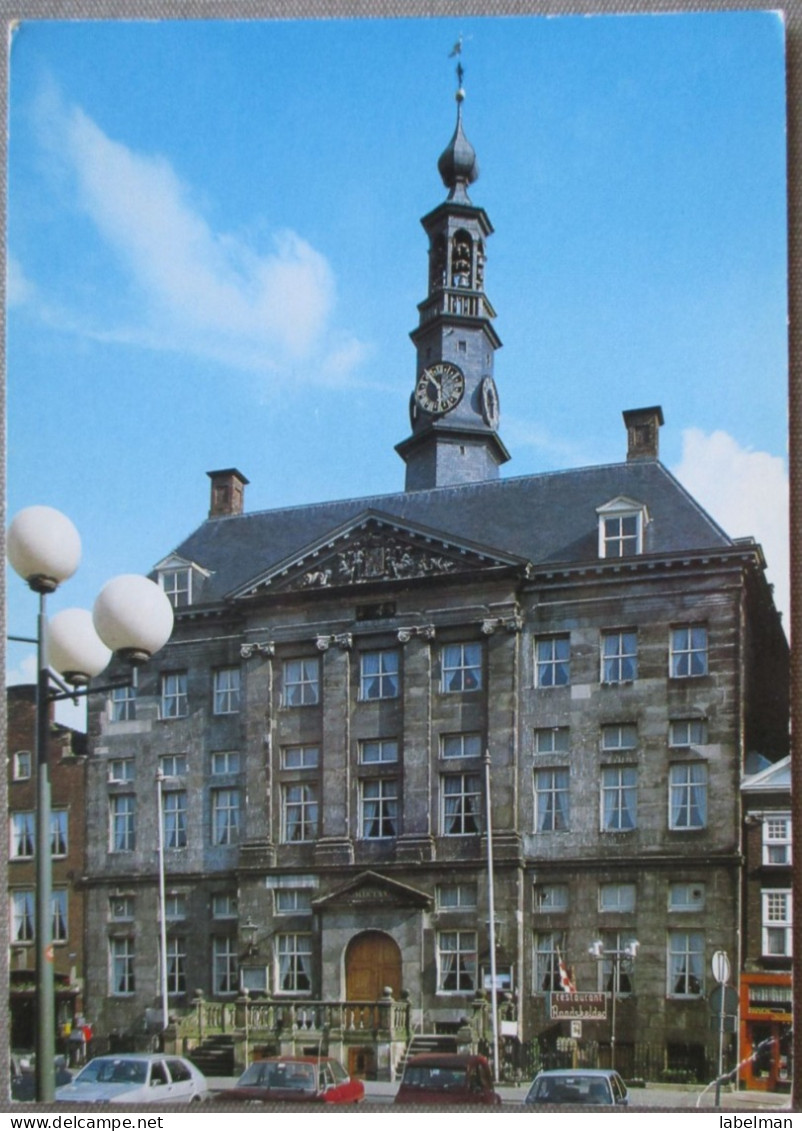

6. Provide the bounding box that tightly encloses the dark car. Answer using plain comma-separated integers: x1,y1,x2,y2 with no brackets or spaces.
393,1053,501,1106
524,1068,629,1106
214,1056,364,1104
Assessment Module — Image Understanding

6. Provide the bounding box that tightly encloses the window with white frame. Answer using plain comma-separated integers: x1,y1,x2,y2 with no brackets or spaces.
762,890,792,956
11,890,34,942
275,889,313,914
110,795,135,852
667,930,704,996
161,753,188,778
52,889,68,942
161,672,188,719
213,667,241,715
211,751,241,775
108,759,135,783
441,733,482,759
360,779,398,839
441,773,482,835
437,930,477,992
535,769,569,832
668,883,706,912
359,649,400,700
281,784,319,843
669,719,707,747
281,745,319,770
110,896,134,921
10,812,35,859
110,682,136,722
598,930,637,994
669,763,708,830
601,724,637,751
110,937,136,995
534,884,569,913
601,631,637,683
360,739,399,764
283,659,320,707
276,934,313,994
212,936,238,995
211,789,240,845
437,882,478,910
534,931,565,993
165,937,187,995
601,766,637,831
597,502,645,558
12,751,31,780
670,626,708,678
212,893,238,919
441,643,483,693
51,810,68,856
535,728,569,756
599,883,636,913
162,791,187,849
535,636,570,688
165,894,187,920
763,815,792,866
161,568,191,608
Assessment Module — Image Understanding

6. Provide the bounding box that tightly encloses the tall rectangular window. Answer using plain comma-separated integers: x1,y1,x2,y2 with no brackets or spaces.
276,934,313,994
52,889,68,942
212,937,238,995
110,683,136,722
282,784,319,843
165,894,187,920
161,672,188,719
441,774,482,835
213,667,241,714
763,815,792,866
534,931,565,993
601,767,637,831
437,931,477,993
10,812,35,859
535,636,570,687
11,890,34,942
51,810,68,856
110,795,136,852
441,643,482,693
12,751,32,780
163,791,187,849
762,890,792,956
110,937,136,995
669,763,708,830
359,650,400,700
670,626,708,678
165,937,187,995
535,769,569,832
283,659,320,706
212,893,238,919
161,568,191,608
360,779,398,839
667,930,704,997
601,631,637,683
211,789,240,845
601,513,641,558
598,930,637,994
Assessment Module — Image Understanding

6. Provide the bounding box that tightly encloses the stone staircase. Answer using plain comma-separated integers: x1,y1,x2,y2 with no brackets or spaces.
395,1033,459,1079
187,1034,236,1077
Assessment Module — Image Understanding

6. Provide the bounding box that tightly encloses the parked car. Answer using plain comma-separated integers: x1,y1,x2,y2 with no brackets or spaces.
393,1053,501,1106
55,1054,208,1104
214,1056,364,1104
524,1068,629,1106
11,1053,72,1102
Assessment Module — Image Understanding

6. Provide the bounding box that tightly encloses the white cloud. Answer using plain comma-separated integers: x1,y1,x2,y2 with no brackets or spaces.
7,255,35,307
7,652,37,686
672,428,789,626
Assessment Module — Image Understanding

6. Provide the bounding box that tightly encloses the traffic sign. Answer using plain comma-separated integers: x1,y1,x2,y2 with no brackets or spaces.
711,950,731,985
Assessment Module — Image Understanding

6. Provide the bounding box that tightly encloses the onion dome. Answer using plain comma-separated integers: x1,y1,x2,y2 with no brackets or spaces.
437,87,479,203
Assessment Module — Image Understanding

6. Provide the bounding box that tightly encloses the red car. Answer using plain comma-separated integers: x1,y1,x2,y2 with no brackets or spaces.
214,1056,364,1104
393,1053,501,1106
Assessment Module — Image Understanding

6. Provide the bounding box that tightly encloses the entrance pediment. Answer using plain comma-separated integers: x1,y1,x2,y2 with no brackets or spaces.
312,870,432,911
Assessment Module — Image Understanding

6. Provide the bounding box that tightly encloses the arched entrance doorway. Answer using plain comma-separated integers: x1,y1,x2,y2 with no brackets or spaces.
345,930,402,1001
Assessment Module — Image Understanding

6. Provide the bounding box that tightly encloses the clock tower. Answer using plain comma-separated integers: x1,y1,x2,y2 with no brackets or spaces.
396,67,510,491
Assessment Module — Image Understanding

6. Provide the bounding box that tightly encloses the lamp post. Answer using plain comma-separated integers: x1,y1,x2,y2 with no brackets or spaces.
7,505,174,1102
588,939,639,1072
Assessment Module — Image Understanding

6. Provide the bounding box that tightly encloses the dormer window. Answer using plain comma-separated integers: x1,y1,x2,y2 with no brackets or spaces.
155,555,210,609
596,498,648,559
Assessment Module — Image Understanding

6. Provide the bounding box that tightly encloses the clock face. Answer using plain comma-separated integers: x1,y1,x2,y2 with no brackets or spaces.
480,376,500,428
415,361,465,415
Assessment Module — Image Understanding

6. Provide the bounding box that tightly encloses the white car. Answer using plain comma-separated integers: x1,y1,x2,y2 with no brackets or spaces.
55,1054,208,1104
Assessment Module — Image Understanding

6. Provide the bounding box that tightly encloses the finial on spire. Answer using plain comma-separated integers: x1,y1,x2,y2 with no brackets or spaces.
448,35,467,101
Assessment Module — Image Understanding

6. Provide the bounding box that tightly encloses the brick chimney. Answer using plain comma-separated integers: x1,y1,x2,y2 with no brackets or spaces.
623,406,664,462
207,469,249,518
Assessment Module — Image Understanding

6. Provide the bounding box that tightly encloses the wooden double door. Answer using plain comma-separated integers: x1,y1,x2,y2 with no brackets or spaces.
344,930,402,1001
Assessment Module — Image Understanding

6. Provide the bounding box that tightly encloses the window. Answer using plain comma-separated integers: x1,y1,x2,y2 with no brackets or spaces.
110,795,135,852
599,883,636,913
212,937,238,995
51,810,68,856
110,683,136,722
165,894,187,920
108,759,135,783
282,784,319,843
668,883,706,912
601,631,637,683
669,763,708,830
763,816,792,866
441,643,482,692
441,773,482,835
667,930,704,997
276,934,313,994
535,636,570,687
535,728,569,756
762,890,792,956
212,893,237,919
600,513,641,558
165,937,187,995
213,667,240,715
359,650,400,700
162,791,187,849
437,882,477,910
440,734,481,761
211,789,240,845
110,938,136,995
437,931,477,993
534,931,565,993
360,779,398,839
212,751,240,775
534,884,569,913
601,724,637,751
281,745,319,770
670,626,708,678
12,751,31,780
669,719,707,747
283,659,320,706
598,931,637,994
110,896,134,921
535,769,569,832
360,739,398,764
161,672,188,719
601,767,637,831
52,889,68,942
161,753,188,778
275,889,313,914
161,568,191,609
10,812,35,859
11,891,34,942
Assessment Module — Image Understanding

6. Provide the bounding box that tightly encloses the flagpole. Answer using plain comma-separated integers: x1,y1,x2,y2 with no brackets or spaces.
484,749,500,1082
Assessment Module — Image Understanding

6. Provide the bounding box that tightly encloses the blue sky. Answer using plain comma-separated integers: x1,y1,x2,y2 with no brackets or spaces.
6,12,789,724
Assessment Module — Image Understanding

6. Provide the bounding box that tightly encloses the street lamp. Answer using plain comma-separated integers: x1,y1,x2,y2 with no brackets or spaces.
588,938,639,1072
7,505,174,1102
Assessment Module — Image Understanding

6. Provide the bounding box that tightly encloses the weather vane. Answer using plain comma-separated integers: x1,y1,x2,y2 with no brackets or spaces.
449,35,467,90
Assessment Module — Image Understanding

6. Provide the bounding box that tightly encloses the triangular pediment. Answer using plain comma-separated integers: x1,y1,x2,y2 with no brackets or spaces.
742,754,791,793
312,870,432,911
229,510,531,598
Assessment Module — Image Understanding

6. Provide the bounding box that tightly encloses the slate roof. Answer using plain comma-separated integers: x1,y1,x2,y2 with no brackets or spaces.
167,459,735,605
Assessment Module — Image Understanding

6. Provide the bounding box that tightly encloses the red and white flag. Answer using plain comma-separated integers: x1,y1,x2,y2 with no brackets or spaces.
557,952,576,994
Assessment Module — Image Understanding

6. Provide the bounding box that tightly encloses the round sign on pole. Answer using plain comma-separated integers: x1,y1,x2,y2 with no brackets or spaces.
711,950,730,985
